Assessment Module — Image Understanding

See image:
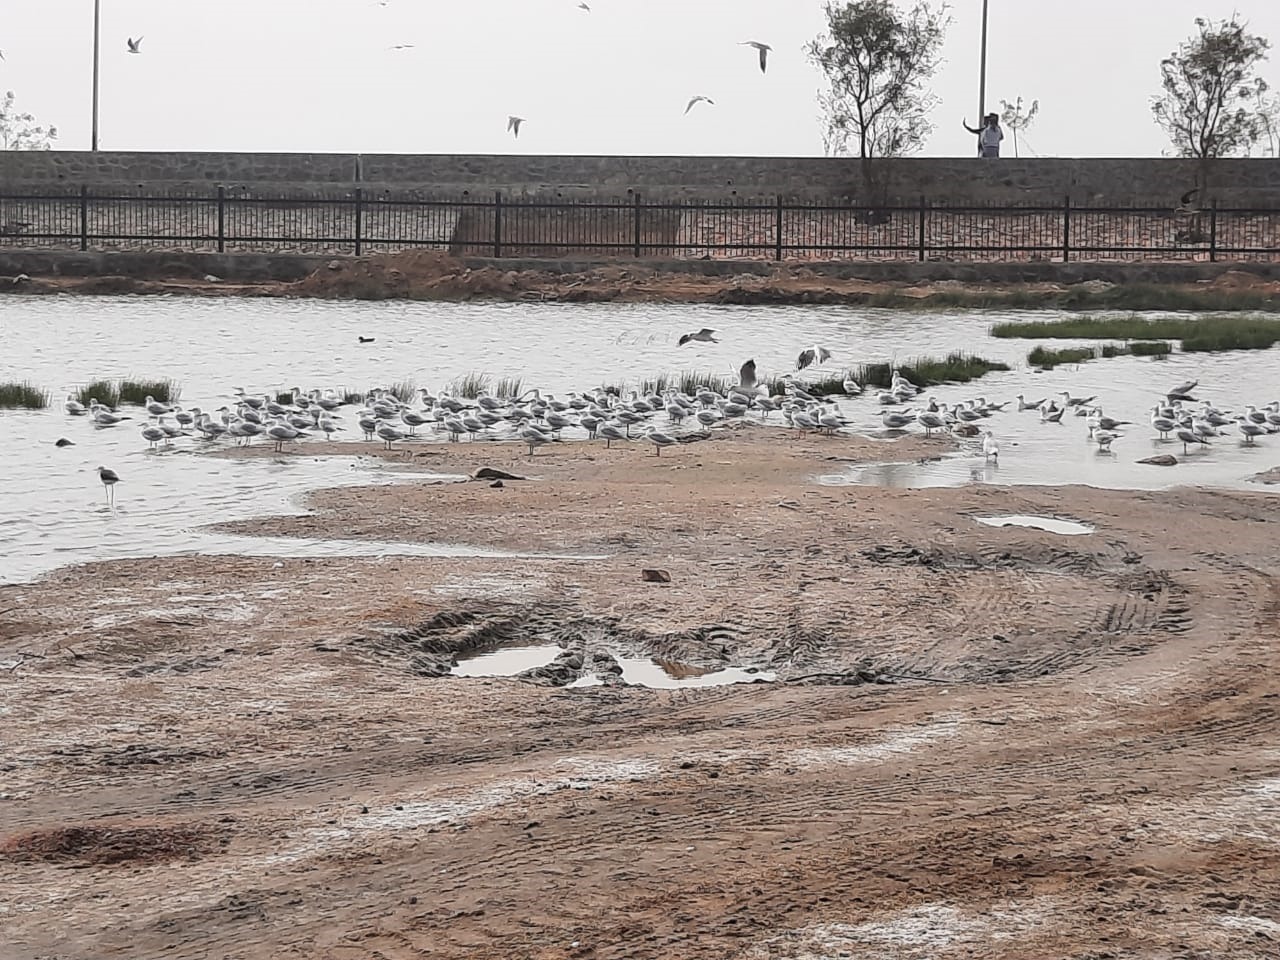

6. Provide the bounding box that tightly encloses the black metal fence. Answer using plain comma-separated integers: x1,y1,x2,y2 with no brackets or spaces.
1,186,1278,262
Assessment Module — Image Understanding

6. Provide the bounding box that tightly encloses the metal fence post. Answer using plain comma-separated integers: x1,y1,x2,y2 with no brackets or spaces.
633,192,642,258
918,195,926,262
79,185,89,251
1209,200,1218,262
775,195,784,261
1062,194,1071,263
216,186,226,253
352,188,364,256
493,190,503,258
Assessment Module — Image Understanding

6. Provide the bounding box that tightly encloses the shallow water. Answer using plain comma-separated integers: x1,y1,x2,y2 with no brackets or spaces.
2,295,1279,584
974,515,1095,536
451,644,563,678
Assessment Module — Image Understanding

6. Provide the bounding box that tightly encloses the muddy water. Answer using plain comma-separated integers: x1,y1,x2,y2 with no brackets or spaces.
2,295,1279,584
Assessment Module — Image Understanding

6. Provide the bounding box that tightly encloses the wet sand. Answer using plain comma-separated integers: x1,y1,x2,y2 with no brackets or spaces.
3,431,1280,959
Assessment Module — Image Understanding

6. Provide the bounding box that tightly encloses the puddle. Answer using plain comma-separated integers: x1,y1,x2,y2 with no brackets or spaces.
451,644,563,678
975,515,1094,535
613,656,776,689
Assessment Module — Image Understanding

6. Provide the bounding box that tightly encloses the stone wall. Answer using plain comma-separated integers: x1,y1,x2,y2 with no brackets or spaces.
2,152,1280,205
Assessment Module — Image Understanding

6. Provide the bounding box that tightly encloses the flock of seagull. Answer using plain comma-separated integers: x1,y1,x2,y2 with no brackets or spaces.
60,343,1277,505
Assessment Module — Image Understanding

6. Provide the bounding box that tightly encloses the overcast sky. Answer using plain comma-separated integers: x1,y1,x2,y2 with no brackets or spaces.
4,0,1279,158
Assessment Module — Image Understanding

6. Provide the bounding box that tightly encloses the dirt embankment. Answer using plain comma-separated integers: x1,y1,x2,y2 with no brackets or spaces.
3,432,1280,959
3,250,1280,308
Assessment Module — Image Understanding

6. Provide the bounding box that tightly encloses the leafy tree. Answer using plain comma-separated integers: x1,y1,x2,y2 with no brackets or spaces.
1151,16,1272,196
998,96,1039,158
0,91,58,150
807,0,950,213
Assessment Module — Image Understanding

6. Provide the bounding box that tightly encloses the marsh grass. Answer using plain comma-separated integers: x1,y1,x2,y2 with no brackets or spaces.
385,380,417,403
0,381,50,409
118,378,181,405
992,314,1280,351
874,285,1279,313
1130,340,1173,356
343,390,365,405
1028,346,1098,369
275,390,295,404
76,379,121,408
852,353,1011,388
450,372,489,399
493,376,524,400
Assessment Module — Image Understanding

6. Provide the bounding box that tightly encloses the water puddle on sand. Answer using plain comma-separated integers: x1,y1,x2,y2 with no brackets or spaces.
451,644,563,677
975,515,1094,535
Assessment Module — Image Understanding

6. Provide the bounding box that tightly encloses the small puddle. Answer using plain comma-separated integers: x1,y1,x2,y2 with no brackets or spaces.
451,644,562,677
975,515,1094,536
613,657,776,689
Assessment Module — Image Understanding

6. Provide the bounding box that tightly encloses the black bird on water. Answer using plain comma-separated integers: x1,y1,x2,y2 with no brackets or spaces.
358,336,375,344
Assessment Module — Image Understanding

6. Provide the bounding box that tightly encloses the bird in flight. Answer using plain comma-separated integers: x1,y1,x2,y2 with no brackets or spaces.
578,2,591,10
740,41,771,73
685,96,715,115
127,37,143,54
388,43,415,50
0,50,6,61
507,116,526,138
678,327,718,346
797,345,833,370
738,359,758,390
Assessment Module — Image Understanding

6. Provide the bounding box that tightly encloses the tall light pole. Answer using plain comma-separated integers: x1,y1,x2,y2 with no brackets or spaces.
91,0,101,151
977,0,989,124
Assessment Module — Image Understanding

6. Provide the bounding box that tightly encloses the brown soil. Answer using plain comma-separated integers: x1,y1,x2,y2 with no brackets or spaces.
5,250,1280,306
2,433,1279,959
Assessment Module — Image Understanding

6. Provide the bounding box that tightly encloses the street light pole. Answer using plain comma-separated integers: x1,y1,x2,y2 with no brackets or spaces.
91,0,101,151
977,0,989,123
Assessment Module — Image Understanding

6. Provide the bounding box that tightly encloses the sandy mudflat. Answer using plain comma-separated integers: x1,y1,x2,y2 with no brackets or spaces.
2,430,1280,959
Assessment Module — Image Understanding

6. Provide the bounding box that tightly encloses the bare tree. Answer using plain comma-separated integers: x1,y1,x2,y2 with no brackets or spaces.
1151,16,1273,198
998,96,1039,159
0,91,58,150
807,0,950,216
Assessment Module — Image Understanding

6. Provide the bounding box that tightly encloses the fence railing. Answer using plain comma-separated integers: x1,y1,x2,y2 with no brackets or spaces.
0,187,1278,263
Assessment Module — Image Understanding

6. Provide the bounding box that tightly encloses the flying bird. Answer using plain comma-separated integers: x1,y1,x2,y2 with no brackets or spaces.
738,358,757,390
796,345,833,370
0,50,6,61
678,327,718,346
685,95,715,114
127,37,143,54
578,2,591,10
507,115,525,138
388,43,415,50
740,40,771,73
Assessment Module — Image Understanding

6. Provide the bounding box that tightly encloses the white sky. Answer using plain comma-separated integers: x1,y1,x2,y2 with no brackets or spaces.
3,0,1279,158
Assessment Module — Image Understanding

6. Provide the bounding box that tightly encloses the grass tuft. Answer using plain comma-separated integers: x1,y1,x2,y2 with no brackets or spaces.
1029,346,1098,369
852,353,1011,388
343,390,365,405
385,379,417,403
76,379,120,408
1129,340,1173,356
0,381,50,409
450,372,490,399
118,378,181,405
493,376,524,400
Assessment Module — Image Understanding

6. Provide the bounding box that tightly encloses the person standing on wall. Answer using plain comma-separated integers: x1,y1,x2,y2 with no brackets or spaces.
963,113,1004,158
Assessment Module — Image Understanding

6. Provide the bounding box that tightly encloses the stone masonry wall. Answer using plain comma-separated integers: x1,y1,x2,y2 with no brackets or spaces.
2,152,1280,205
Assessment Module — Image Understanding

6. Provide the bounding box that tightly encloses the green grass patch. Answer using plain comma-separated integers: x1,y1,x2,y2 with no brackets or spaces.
1029,345,1098,369
76,379,120,408
343,390,365,405
118,378,181,405
853,353,1011,388
1130,340,1172,356
991,314,1280,351
449,372,489,399
867,285,1279,313
0,381,50,409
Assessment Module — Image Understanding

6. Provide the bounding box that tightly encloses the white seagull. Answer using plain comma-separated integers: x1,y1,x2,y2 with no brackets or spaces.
678,327,718,346
797,346,833,370
685,95,715,114
982,430,999,461
741,40,771,73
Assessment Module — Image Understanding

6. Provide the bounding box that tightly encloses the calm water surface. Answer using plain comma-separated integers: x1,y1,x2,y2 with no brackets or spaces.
2,294,1278,584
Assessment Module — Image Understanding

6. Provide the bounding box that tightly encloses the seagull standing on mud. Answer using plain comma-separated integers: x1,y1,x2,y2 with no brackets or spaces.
741,40,771,73
685,96,715,114
507,116,526,138
678,328,718,346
